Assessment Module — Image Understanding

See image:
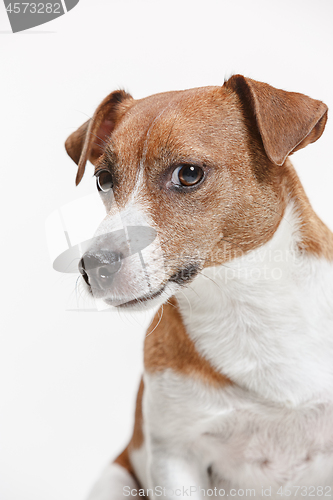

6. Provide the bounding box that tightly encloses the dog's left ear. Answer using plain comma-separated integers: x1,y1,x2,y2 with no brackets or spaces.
65,90,133,185
225,75,328,166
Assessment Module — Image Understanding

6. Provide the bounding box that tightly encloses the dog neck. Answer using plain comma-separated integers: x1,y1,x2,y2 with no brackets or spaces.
175,200,333,407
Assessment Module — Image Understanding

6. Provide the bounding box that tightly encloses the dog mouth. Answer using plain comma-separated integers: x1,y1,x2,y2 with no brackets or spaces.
107,285,167,308
86,262,201,308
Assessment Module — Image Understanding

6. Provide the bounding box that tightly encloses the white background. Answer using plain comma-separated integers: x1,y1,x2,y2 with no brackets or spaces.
1,1,333,499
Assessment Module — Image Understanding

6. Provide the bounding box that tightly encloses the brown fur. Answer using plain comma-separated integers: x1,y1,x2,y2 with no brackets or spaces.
113,379,144,484
66,76,331,270
114,446,135,475
130,378,144,450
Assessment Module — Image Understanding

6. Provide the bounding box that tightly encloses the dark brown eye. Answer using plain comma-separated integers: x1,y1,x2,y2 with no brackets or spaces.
96,170,113,193
172,165,204,187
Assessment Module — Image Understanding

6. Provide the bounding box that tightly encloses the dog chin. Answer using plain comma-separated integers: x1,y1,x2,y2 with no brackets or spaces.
103,284,173,311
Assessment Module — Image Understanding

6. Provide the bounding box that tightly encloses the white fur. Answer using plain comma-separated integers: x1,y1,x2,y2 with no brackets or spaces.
86,463,138,500
137,204,333,498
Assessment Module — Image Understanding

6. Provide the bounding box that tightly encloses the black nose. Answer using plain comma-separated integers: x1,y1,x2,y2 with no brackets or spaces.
78,250,122,290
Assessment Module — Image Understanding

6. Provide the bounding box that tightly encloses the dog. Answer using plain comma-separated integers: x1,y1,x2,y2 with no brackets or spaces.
65,75,333,499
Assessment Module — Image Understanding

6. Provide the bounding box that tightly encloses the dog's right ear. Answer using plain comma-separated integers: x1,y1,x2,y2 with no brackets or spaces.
65,90,133,185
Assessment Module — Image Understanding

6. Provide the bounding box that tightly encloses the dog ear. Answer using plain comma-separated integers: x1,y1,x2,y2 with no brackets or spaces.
65,90,133,185
225,75,328,166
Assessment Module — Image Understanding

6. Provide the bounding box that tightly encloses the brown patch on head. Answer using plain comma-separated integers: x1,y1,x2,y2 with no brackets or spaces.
144,298,231,386
102,84,288,274
66,76,332,288
136,77,330,265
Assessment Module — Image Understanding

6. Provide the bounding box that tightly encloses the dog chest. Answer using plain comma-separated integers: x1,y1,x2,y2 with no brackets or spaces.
144,371,333,489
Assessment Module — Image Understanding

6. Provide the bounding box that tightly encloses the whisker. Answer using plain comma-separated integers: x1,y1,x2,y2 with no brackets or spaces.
88,131,110,149
74,111,93,121
184,282,201,300
178,289,193,321
75,275,81,308
165,297,177,308
146,304,164,338
198,270,224,295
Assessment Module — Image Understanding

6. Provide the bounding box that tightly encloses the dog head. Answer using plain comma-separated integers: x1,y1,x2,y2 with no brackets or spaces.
65,75,327,309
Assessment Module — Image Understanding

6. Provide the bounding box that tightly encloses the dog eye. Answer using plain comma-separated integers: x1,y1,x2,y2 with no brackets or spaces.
96,170,113,193
171,165,204,187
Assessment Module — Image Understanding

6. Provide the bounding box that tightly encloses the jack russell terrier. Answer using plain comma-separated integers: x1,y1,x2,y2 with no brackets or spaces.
65,75,333,500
